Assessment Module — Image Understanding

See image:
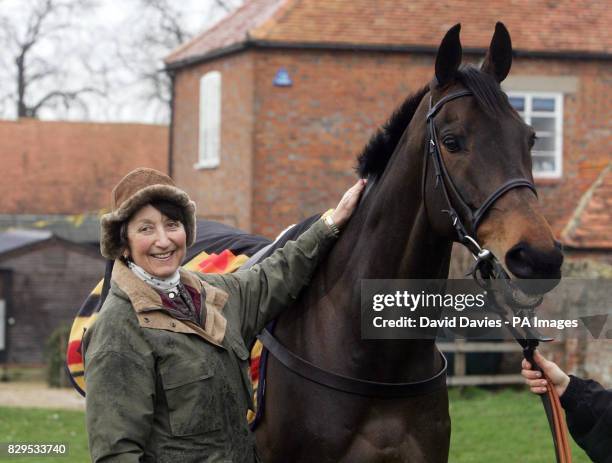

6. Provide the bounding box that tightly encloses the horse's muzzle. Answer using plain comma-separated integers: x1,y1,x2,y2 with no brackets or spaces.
504,241,563,293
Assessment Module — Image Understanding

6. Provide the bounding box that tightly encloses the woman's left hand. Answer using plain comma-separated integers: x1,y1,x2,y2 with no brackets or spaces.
332,179,367,229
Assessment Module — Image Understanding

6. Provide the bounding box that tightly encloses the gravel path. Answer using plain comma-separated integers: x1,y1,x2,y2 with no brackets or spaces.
0,382,85,410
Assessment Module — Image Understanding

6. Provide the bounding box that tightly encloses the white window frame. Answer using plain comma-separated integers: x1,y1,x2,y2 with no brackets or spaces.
507,91,563,179
195,70,222,169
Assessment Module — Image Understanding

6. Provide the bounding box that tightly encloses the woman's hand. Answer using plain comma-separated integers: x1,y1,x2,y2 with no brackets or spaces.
521,350,570,397
331,179,367,229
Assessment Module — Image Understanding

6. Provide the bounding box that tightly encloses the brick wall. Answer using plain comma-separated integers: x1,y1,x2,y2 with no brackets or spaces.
251,49,435,236
172,52,255,231
252,51,612,237
0,119,168,214
171,49,610,239
0,240,105,364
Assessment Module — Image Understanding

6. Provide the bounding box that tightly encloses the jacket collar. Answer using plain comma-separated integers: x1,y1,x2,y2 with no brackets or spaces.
111,259,228,346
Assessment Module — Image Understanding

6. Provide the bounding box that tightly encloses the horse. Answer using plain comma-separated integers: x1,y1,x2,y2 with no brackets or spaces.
254,23,564,462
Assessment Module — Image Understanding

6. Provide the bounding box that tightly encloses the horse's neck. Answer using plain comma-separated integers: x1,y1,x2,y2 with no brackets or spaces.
334,110,452,281
277,110,452,381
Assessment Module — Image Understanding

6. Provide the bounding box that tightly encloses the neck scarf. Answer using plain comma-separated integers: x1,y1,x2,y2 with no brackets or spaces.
127,261,181,293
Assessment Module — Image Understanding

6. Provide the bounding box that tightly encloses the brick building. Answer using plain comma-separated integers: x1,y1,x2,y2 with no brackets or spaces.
165,0,610,240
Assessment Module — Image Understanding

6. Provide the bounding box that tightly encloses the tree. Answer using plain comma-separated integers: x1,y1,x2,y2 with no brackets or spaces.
0,0,242,122
0,0,106,119
115,0,242,123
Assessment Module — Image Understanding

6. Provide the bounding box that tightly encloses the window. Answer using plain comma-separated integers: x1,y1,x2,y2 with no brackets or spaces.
196,71,221,169
507,92,563,178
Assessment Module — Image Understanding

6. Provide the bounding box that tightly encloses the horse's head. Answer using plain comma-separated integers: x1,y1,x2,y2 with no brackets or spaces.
423,23,563,292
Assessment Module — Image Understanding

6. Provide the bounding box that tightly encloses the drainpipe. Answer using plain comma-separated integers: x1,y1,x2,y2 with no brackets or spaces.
167,69,176,178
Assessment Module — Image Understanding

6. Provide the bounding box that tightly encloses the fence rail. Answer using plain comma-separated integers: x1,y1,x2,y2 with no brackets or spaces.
438,341,524,386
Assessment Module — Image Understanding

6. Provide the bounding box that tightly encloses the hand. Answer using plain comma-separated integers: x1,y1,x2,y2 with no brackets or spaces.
521,350,570,397
331,179,367,229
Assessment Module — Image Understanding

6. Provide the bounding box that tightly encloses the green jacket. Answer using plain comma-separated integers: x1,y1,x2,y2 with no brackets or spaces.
83,219,337,462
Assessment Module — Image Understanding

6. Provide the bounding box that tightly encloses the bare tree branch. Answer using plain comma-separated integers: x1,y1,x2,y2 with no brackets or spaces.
1,0,104,119
28,86,101,117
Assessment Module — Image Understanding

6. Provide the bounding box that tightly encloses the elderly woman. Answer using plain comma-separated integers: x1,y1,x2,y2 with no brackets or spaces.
83,168,365,462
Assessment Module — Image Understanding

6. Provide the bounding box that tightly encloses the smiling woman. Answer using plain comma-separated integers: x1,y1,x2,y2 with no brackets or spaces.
123,203,187,279
82,167,365,462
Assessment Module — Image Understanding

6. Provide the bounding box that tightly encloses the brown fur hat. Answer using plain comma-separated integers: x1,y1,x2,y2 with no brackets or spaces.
100,168,196,260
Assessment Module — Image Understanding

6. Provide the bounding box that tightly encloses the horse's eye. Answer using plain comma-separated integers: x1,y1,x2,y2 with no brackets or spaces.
528,133,538,148
442,136,460,152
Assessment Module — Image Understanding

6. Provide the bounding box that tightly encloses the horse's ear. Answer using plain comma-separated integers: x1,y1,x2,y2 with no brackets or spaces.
481,22,512,82
435,24,462,87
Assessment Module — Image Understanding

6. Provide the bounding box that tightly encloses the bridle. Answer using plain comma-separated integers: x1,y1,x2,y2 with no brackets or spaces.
258,89,572,462
425,89,572,463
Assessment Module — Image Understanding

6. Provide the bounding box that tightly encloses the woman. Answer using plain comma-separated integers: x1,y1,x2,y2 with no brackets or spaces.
522,350,612,463
83,167,365,462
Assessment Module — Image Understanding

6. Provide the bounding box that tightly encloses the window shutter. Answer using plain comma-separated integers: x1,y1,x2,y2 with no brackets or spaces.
198,71,222,168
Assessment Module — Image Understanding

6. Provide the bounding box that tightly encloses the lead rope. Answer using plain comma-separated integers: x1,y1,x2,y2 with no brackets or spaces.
472,256,572,463
524,346,573,463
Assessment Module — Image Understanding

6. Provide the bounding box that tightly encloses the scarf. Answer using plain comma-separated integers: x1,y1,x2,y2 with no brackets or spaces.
127,261,181,294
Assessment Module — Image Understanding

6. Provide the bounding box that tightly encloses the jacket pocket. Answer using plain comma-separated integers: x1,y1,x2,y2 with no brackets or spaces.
159,359,222,436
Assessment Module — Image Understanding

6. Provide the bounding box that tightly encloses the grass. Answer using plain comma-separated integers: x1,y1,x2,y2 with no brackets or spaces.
0,388,592,462
0,407,88,462
448,387,591,462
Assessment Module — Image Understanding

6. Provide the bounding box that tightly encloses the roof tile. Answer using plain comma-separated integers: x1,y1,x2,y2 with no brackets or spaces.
562,164,612,250
166,0,612,66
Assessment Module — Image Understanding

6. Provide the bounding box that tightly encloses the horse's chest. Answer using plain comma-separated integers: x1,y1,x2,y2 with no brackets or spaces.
340,416,424,462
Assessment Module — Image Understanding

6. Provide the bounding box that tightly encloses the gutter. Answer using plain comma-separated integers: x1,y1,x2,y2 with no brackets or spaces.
165,39,612,71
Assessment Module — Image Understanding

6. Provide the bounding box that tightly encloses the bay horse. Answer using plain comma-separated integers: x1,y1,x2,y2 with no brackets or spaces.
255,23,563,462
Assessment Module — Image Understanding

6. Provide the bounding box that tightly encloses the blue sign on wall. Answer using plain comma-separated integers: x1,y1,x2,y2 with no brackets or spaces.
273,68,292,87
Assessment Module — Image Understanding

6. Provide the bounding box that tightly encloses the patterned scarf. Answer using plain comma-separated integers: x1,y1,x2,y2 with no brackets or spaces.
127,260,180,294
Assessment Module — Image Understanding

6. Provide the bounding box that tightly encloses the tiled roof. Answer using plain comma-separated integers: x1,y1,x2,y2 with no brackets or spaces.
165,0,612,66
561,164,612,250
165,0,286,65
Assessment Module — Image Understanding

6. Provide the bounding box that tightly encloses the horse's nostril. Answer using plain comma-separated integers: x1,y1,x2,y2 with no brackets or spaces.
505,242,563,280
505,244,532,279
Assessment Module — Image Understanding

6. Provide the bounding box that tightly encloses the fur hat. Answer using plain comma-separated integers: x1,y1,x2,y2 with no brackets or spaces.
100,168,196,260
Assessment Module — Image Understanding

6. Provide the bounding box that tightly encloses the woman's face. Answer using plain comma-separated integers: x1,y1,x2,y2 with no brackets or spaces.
125,204,186,278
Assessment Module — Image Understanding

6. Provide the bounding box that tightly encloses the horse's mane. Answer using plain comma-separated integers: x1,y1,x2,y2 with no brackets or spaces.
356,65,515,179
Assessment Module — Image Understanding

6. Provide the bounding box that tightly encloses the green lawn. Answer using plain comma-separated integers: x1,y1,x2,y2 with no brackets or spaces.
448,388,591,462
0,389,591,462
0,407,88,462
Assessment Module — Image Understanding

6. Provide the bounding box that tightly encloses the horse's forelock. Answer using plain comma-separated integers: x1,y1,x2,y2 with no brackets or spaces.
456,65,515,118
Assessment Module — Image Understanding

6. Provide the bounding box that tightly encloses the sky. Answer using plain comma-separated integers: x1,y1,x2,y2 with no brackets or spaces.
0,0,242,124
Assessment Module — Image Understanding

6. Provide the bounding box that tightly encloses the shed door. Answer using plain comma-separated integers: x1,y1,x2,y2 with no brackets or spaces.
0,299,4,352
0,270,10,361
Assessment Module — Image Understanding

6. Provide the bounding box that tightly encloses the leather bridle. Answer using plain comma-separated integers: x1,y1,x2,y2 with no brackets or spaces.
425,89,572,463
